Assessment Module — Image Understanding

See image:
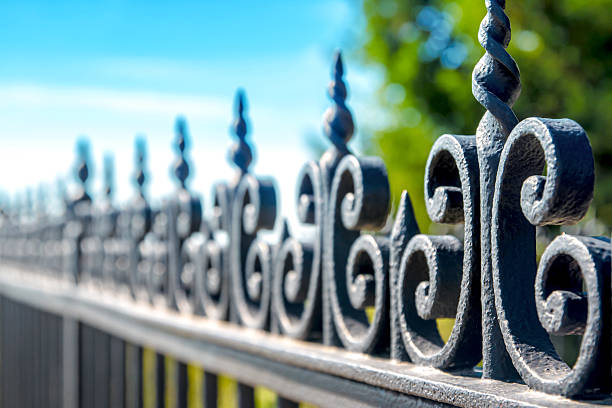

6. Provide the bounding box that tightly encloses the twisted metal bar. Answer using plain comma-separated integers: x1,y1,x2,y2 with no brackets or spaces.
472,0,521,135
473,0,522,380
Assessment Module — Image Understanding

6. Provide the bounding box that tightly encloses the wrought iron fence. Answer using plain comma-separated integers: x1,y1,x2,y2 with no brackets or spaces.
0,0,610,407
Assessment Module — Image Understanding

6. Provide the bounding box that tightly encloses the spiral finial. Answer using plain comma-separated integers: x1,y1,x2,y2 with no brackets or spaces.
472,0,521,135
73,137,91,203
134,136,147,197
229,89,253,174
173,117,190,188
103,153,114,200
323,51,355,148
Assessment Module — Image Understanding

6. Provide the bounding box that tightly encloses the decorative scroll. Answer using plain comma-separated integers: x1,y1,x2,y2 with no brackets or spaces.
325,155,390,353
196,182,231,320
273,162,323,340
126,137,152,300
227,91,278,329
64,138,92,284
272,50,353,341
167,118,202,313
393,134,482,368
491,117,610,396
230,172,277,329
98,154,120,287
142,207,169,306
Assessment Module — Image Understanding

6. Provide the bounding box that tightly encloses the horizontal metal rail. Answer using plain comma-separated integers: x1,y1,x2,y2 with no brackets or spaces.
1,265,608,408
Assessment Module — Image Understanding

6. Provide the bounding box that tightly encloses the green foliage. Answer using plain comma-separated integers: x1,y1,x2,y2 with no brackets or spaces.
360,0,612,228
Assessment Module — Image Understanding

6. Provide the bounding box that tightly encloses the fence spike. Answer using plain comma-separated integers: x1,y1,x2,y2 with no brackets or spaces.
173,117,190,188
229,89,253,174
134,136,148,197
73,138,92,204
323,50,354,150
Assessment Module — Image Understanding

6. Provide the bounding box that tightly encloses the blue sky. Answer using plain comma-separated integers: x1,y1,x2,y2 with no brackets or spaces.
0,0,384,222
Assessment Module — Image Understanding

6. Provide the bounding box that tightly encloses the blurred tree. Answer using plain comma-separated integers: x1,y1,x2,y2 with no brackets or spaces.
360,0,612,230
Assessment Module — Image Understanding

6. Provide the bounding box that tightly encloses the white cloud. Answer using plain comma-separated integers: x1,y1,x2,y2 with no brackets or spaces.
0,83,229,117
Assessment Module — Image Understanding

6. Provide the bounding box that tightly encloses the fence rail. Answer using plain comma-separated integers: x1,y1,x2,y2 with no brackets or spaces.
0,0,610,407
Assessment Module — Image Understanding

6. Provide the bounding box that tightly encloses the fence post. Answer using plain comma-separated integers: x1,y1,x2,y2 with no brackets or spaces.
125,343,143,408
63,317,79,408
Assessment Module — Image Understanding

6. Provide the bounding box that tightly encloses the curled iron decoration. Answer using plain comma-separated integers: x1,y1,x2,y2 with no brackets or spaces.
395,134,482,368
167,118,202,313
194,226,227,320
472,0,522,379
98,154,121,288
325,155,391,353
225,90,278,330
230,173,277,329
125,137,152,300
79,153,118,289
64,138,93,284
316,51,359,347
194,182,231,320
273,161,323,339
142,206,169,306
491,117,610,396
193,91,252,322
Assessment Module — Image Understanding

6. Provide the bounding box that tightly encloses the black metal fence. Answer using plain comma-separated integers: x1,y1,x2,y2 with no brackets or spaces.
0,0,610,407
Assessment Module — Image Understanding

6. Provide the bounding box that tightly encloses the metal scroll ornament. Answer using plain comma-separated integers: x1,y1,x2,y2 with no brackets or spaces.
224,90,278,329
320,53,392,354
140,121,205,308
272,53,355,341
393,133,482,368
472,0,610,396
491,118,609,396
196,91,262,323
167,118,202,313
126,137,152,300
64,138,92,284
142,205,169,306
273,160,324,340
198,180,231,321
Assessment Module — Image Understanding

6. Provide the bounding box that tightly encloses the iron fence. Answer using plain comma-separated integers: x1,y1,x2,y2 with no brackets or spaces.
0,0,610,407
